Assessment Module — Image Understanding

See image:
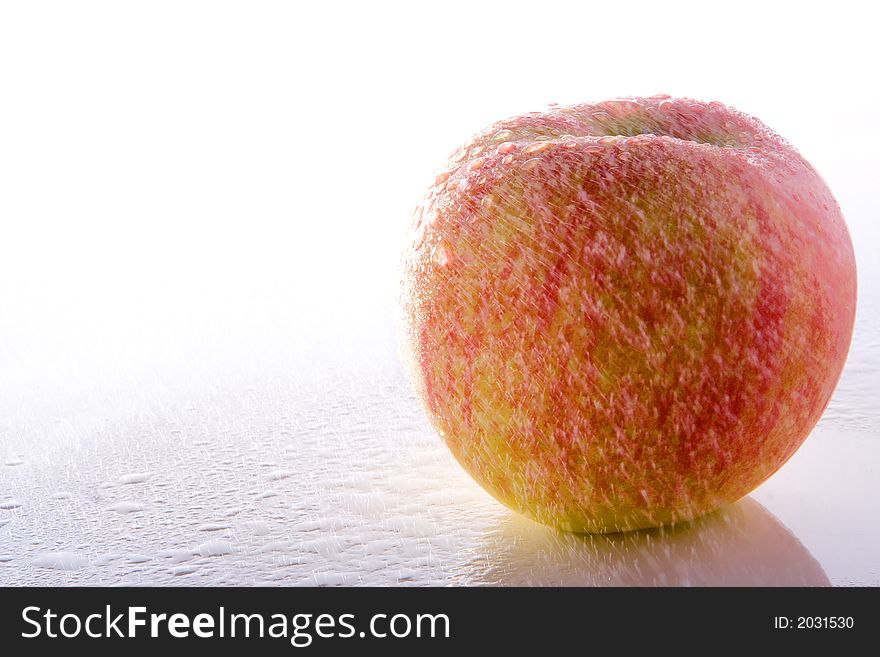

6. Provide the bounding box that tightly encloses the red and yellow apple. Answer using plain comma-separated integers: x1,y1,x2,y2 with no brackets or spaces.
400,96,857,533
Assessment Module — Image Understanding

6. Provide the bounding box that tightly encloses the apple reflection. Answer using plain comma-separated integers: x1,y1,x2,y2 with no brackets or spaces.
471,496,829,586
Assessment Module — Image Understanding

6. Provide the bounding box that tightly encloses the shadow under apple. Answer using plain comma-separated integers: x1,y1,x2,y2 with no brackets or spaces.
469,496,829,586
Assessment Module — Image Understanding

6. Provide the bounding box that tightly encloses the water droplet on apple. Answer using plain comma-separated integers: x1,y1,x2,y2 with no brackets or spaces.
413,220,427,250
431,240,450,268
523,142,552,154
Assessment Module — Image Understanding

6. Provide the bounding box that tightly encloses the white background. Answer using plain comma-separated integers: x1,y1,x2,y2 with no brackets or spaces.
1,1,878,585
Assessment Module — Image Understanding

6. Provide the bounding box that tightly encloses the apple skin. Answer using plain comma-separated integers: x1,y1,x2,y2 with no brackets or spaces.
400,96,857,533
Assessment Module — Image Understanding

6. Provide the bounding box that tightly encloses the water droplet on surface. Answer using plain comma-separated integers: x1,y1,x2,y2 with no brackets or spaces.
431,240,450,268
197,540,235,557
127,554,152,564
523,141,552,154
492,129,513,141
266,469,293,481
413,220,428,250
108,501,146,514
173,565,198,577
118,472,153,485
467,156,487,171
522,158,542,171
32,552,88,571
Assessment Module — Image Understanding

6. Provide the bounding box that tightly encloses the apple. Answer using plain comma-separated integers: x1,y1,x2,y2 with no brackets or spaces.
400,96,857,533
